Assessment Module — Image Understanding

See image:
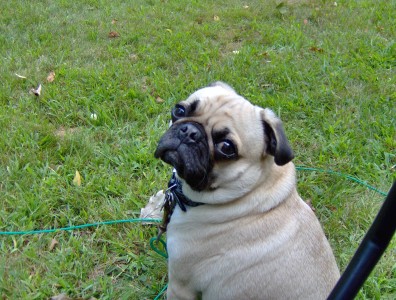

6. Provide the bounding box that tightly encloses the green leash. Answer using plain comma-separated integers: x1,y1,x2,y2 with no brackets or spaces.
149,236,168,259
295,166,387,196
0,218,161,236
0,167,386,237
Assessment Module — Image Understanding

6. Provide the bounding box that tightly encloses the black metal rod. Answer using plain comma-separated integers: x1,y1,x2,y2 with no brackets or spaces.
328,181,396,300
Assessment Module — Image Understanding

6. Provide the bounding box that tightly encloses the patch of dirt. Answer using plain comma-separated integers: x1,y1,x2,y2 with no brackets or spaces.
54,127,80,139
88,264,106,281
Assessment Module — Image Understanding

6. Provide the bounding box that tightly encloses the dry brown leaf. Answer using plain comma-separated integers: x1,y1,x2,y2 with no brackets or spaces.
309,46,324,53
54,127,79,139
46,71,55,83
156,96,165,103
50,294,72,300
49,238,59,251
129,53,138,61
329,205,337,211
261,83,274,89
73,170,81,186
108,31,120,38
195,16,204,24
259,52,270,58
30,84,42,96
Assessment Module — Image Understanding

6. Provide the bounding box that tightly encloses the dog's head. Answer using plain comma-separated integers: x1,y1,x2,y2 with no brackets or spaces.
154,82,294,204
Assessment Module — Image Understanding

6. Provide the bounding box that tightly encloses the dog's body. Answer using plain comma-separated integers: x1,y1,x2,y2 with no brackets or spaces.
155,82,340,299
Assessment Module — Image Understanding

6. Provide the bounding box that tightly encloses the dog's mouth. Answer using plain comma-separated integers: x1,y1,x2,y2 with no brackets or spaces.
154,122,212,191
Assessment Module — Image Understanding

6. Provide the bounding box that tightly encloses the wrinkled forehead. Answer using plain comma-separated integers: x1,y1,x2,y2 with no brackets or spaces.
177,86,263,143
181,85,253,117
186,85,236,101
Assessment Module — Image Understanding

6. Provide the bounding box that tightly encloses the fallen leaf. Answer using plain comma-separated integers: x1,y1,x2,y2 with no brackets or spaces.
259,52,270,58
329,205,337,211
156,96,164,103
111,19,118,24
108,31,120,38
195,16,204,24
49,238,59,251
15,73,27,79
73,170,81,186
54,127,79,139
129,53,138,61
261,83,274,89
213,15,220,21
30,84,42,96
46,71,55,83
309,46,324,53
243,5,249,9
50,294,72,300
165,28,173,34
304,19,308,25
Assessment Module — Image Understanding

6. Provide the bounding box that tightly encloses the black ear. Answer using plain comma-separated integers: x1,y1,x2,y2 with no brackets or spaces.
261,109,294,166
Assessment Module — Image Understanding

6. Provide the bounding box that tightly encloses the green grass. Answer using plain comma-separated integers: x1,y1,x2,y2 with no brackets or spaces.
0,0,395,299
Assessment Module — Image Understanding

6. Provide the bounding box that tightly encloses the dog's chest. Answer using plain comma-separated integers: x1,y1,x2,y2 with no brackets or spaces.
166,207,298,285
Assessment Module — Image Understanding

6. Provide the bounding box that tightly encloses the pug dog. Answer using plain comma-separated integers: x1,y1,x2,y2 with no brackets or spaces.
154,82,340,299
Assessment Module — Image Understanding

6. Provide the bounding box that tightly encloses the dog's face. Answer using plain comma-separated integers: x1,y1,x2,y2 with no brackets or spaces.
155,82,294,204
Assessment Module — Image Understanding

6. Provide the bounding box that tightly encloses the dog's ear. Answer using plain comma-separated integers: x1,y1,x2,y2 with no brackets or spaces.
261,108,294,166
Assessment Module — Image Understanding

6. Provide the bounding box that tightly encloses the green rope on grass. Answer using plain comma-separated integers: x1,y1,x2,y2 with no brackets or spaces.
0,167,386,237
153,283,168,300
149,237,168,259
0,218,161,236
295,166,387,197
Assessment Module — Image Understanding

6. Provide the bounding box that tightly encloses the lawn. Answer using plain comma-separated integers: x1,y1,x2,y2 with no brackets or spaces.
0,0,395,299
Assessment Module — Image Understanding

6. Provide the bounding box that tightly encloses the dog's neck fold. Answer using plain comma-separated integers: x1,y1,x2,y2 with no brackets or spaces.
173,162,298,224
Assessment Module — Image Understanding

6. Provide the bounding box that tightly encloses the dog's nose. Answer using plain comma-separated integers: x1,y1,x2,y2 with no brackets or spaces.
178,123,202,143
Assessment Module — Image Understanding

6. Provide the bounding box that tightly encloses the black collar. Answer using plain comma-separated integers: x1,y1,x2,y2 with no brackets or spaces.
157,171,204,238
166,171,204,212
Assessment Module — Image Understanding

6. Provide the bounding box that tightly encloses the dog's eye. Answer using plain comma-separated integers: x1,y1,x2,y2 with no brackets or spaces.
172,105,186,120
215,140,237,159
